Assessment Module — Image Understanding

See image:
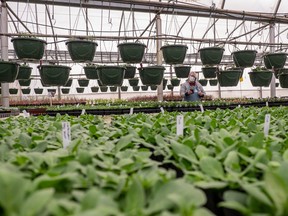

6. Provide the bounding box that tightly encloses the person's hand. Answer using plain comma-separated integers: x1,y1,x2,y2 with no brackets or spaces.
198,91,204,97
185,90,193,96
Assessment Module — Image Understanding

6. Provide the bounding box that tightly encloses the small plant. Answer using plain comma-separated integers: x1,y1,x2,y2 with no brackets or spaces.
252,66,267,72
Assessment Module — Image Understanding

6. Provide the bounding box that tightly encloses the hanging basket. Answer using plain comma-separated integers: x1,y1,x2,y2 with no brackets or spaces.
128,78,139,86
121,86,128,91
64,78,73,87
216,69,242,87
232,50,257,68
133,86,140,91
0,61,19,83
21,88,31,94
279,73,288,88
110,86,118,92
161,44,188,65
97,66,125,86
264,53,287,69
170,78,180,86
61,88,70,94
100,86,108,92
76,87,85,93
167,84,174,90
198,47,225,65
16,65,32,80
34,88,43,94
141,85,148,91
11,37,47,60
91,86,99,92
9,88,18,95
248,71,273,87
19,79,32,87
201,66,218,79
78,79,89,87
276,68,288,79
174,65,191,78
66,40,98,62
124,65,137,79
117,42,146,63
150,85,157,90
84,65,99,79
38,65,71,86
163,78,168,88
198,79,208,86
209,79,218,86
138,65,165,85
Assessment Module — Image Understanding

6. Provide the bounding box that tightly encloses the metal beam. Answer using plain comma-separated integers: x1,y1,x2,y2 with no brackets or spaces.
6,0,288,24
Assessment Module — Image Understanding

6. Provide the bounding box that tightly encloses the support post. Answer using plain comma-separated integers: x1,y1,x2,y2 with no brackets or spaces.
156,13,163,102
270,23,276,98
1,0,10,107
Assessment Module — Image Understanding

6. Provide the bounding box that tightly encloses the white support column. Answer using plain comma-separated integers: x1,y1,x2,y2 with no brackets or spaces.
1,0,10,107
156,13,163,102
270,23,276,98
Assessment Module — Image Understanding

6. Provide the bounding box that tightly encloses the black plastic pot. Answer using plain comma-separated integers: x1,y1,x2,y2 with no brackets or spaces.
66,40,98,62
161,44,188,65
118,42,146,63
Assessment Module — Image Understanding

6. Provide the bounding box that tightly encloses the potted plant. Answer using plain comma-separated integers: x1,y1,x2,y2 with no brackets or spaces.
18,78,32,87
78,79,89,87
263,52,287,70
100,86,108,92
21,88,31,94
121,86,128,91
201,65,218,78
97,65,125,86
9,88,18,95
141,85,148,91
61,88,70,94
209,79,218,86
216,68,242,87
0,60,19,83
138,65,165,85
34,88,43,94
174,65,191,78
117,42,146,63
161,44,188,65
163,78,168,89
128,78,139,86
91,86,99,92
279,69,288,88
198,79,208,86
66,38,98,62
124,65,137,79
198,46,225,65
133,86,140,91
150,85,157,90
38,64,71,86
249,66,273,87
16,63,32,80
76,87,85,93
170,78,181,86
11,35,47,60
231,50,257,68
109,86,118,92
84,63,98,79
167,84,174,90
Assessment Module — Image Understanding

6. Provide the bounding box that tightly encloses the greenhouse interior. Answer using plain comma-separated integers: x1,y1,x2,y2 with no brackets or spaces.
1,0,288,215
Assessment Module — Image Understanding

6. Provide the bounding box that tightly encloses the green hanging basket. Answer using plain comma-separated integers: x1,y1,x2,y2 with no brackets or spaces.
11,37,47,60
64,78,73,87
76,87,85,93
38,65,71,86
21,88,31,94
167,84,174,90
163,78,168,88
84,65,99,79
264,53,287,69
34,88,43,94
209,79,218,86
276,83,279,87
110,86,118,92
248,71,273,87
100,86,108,92
198,47,225,65
150,85,157,90
78,79,89,87
9,88,18,95
16,65,32,80
216,69,242,87
61,88,70,94
133,86,140,91
128,78,139,86
276,68,288,79
161,44,188,65
0,61,19,83
201,66,218,79
138,65,165,85
174,65,191,78
117,42,146,63
97,66,125,86
170,78,180,86
91,86,99,92
232,50,257,68
141,85,148,91
66,40,98,62
124,65,137,79
279,73,288,88
121,86,128,91
19,79,32,86
198,79,208,86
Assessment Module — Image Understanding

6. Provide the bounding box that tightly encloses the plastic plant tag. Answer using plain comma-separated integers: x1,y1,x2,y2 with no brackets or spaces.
199,104,204,113
238,104,241,108
81,109,86,115
129,107,134,115
160,107,165,114
176,115,184,136
76,103,79,107
266,101,269,107
264,114,270,137
22,110,30,118
62,122,71,149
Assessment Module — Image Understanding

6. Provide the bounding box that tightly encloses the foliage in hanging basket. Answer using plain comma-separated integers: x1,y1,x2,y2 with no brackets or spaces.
66,39,98,62
0,61,19,83
117,42,146,63
16,64,32,80
161,44,188,65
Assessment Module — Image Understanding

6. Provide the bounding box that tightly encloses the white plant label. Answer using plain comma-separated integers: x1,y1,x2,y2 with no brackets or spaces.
266,101,269,107
129,107,134,115
22,110,30,118
62,122,71,149
160,107,165,114
81,109,86,115
238,104,241,108
176,115,184,136
264,114,271,137
199,104,204,113
76,103,79,107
